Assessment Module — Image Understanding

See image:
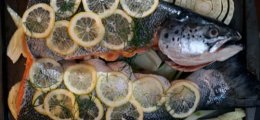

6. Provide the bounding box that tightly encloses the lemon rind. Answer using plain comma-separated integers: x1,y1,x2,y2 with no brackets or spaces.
22,3,55,38
120,0,159,18
64,64,97,95
46,20,78,56
96,72,133,107
82,0,120,18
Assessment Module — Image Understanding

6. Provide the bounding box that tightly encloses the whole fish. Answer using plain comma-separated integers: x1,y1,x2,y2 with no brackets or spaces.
14,56,260,120
24,1,242,72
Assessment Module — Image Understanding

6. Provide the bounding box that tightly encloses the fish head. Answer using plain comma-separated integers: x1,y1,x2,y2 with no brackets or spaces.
158,18,243,67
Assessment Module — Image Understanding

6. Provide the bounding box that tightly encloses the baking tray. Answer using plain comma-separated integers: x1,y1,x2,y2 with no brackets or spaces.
1,0,260,119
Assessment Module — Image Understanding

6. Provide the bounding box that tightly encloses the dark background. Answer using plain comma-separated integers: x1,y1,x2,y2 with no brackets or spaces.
1,0,260,120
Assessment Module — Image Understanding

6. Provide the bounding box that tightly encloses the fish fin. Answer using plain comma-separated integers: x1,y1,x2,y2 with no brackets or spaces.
7,27,25,63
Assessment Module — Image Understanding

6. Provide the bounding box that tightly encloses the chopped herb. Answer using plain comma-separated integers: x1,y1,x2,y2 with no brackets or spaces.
57,1,75,15
128,19,150,48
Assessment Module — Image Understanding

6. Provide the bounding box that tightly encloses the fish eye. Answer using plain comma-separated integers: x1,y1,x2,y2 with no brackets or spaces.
208,28,219,37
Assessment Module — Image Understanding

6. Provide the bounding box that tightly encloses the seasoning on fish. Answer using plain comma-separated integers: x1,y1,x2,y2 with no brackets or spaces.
43,89,79,119
82,0,120,18
132,76,164,112
29,58,63,92
101,9,134,50
106,99,144,120
32,90,46,115
46,20,78,56
77,95,104,120
63,64,97,95
164,80,200,118
50,0,81,18
96,72,133,107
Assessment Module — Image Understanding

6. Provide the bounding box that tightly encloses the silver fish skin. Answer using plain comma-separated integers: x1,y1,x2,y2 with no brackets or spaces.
156,3,242,70
187,56,260,109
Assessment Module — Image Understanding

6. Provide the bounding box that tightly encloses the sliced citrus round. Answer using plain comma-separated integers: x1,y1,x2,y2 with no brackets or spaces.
44,89,79,120
50,0,81,18
132,76,164,112
32,90,47,115
165,80,200,118
77,95,104,120
82,0,119,18
120,0,159,18
96,72,132,107
46,20,78,56
68,12,105,48
29,58,63,92
106,99,143,120
102,9,133,50
64,64,97,95
8,82,20,120
22,3,55,38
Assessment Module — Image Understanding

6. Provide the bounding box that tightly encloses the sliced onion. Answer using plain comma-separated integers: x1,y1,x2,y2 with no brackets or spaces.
180,0,187,8
194,0,213,16
224,0,234,24
207,0,222,19
218,0,228,21
133,50,162,71
176,0,234,25
7,27,25,63
7,5,22,28
175,0,182,6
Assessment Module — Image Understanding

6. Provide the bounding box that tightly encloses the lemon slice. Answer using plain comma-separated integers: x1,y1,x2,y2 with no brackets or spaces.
8,82,20,120
22,3,55,38
32,90,47,115
50,0,81,18
102,9,133,50
77,95,104,120
46,20,78,56
132,76,164,112
120,0,159,18
165,80,200,118
106,99,143,120
69,12,105,48
29,58,63,92
64,64,97,95
96,72,132,107
44,89,79,120
82,0,119,18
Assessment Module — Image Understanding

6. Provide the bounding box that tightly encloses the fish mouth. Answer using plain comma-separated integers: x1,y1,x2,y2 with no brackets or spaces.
214,41,242,54
217,41,241,51
211,32,242,53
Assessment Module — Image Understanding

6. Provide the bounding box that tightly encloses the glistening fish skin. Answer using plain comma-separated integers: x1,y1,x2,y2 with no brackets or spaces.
143,55,260,120
187,55,260,109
